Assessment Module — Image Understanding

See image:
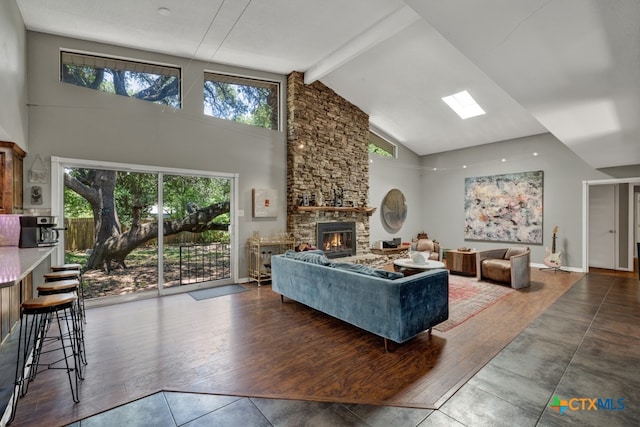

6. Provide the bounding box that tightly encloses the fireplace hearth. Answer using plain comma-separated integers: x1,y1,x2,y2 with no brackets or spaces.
317,222,356,259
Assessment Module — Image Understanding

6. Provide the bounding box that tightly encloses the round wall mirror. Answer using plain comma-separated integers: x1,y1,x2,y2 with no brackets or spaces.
381,188,407,231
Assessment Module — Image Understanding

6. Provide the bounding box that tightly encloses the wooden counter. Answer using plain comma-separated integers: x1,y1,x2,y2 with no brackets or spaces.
0,246,55,345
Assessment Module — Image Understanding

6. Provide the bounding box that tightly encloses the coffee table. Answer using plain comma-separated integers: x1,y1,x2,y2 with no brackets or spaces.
393,258,445,270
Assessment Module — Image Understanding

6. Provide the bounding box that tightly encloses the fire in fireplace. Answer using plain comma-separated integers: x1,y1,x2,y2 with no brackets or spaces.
317,222,356,259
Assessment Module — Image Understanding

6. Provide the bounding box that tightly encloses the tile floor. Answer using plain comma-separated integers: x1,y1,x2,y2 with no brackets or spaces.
68,273,639,426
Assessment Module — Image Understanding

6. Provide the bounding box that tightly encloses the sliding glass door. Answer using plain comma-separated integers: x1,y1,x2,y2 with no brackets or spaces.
53,158,236,303
160,173,233,294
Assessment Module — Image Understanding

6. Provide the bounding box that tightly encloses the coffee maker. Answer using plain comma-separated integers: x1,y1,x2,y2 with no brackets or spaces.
19,216,60,248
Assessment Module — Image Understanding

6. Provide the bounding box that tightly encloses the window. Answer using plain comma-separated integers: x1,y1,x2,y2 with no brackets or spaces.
204,72,280,130
369,131,396,157
60,51,181,108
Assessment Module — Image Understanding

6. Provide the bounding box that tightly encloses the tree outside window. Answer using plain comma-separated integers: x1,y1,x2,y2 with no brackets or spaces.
204,72,279,130
60,51,181,108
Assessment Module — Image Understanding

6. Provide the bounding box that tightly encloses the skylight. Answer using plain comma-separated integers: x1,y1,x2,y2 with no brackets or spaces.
442,90,485,119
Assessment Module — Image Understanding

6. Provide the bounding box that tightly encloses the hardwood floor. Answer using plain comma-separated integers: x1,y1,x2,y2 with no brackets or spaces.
8,269,583,427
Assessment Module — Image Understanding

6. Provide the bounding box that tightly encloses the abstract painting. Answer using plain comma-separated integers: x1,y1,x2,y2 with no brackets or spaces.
464,171,543,243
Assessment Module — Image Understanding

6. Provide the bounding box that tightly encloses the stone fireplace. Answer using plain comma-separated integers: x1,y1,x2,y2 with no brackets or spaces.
286,71,371,255
317,221,356,259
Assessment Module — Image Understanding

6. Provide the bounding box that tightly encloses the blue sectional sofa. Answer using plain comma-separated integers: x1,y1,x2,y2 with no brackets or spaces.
271,250,449,349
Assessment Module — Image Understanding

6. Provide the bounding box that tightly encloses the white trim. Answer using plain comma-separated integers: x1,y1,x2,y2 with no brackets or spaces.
232,173,240,284
157,172,165,295
627,184,635,271
582,176,640,273
50,158,65,265
52,156,236,179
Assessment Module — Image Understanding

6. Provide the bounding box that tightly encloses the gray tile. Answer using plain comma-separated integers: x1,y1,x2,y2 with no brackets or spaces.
182,397,271,427
304,403,369,427
250,397,333,426
497,331,575,368
571,328,640,373
417,410,466,427
516,314,588,350
439,383,539,427
468,362,554,414
344,403,432,427
488,340,571,385
164,391,242,425
591,306,640,339
543,299,600,324
80,392,176,427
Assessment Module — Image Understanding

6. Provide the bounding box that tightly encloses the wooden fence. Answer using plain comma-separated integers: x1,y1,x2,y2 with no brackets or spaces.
63,218,204,251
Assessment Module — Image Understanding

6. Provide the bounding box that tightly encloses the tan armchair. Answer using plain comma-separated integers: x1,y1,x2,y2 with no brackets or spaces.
477,246,531,289
410,239,441,261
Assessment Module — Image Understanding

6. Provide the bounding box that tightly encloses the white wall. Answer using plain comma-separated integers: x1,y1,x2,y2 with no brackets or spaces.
0,0,28,149
419,133,611,270
26,32,288,277
368,143,424,245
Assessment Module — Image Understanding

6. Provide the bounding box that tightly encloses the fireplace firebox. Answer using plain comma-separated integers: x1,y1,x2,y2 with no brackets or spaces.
317,222,356,259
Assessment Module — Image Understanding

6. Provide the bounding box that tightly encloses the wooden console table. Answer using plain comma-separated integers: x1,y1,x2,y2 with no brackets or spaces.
447,250,477,276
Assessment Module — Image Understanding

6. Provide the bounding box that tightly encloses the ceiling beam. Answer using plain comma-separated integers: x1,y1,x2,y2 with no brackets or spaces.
304,5,420,84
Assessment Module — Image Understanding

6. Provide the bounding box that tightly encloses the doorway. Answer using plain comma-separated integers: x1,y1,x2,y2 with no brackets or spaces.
588,184,617,269
51,157,238,304
584,178,640,273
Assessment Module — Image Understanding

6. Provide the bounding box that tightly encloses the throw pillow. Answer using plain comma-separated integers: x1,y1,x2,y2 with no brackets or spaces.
283,249,331,266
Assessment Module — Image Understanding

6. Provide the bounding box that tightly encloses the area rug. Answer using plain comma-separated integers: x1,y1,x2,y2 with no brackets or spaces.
434,275,515,332
188,284,248,301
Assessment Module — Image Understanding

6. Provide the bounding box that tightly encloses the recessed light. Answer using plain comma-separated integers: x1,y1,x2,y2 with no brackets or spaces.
157,7,172,16
442,90,485,119
501,158,507,162
462,165,467,169
533,152,539,156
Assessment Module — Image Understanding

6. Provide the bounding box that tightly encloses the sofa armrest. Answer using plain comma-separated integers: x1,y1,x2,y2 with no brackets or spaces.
509,251,531,289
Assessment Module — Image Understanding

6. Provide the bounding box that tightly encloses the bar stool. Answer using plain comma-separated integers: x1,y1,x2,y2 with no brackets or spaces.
51,264,85,318
9,293,81,424
44,269,85,323
37,279,87,370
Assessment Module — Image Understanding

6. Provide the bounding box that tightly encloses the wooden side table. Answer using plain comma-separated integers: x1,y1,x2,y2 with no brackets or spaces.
447,250,477,276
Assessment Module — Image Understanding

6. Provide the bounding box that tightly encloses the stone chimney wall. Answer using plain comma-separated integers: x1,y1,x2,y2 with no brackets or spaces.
286,71,371,253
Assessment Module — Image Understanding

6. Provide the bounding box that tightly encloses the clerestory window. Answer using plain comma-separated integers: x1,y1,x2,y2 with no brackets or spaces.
204,72,280,130
60,51,181,108
369,130,396,157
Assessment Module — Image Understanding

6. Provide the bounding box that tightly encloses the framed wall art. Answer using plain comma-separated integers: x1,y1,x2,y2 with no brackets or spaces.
252,188,278,218
464,170,543,243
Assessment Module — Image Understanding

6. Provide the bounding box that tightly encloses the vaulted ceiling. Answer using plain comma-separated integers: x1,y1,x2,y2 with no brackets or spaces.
16,0,640,169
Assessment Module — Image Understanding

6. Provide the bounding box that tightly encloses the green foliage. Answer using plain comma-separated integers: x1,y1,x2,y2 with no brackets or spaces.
61,64,180,107
162,175,230,220
115,172,157,224
64,186,93,218
204,80,277,130
368,143,392,157
65,169,230,233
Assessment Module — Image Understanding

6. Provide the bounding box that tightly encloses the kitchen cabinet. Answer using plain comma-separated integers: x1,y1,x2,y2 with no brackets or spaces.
0,141,25,214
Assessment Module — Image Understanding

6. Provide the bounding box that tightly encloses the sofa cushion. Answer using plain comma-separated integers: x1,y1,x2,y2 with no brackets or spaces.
329,262,404,280
504,246,529,259
481,259,511,283
283,249,331,266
